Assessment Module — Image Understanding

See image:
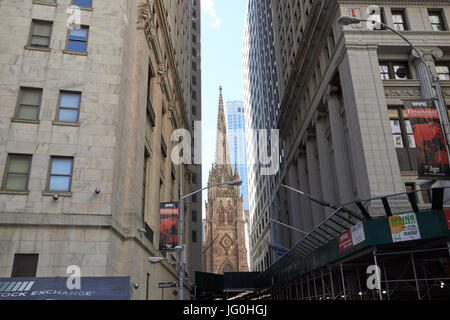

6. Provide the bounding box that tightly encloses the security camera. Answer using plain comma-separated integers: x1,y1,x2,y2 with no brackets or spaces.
138,228,147,234
53,194,59,201
133,283,139,290
95,188,101,194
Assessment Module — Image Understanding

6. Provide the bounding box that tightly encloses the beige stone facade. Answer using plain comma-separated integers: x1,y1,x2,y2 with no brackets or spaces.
0,0,200,300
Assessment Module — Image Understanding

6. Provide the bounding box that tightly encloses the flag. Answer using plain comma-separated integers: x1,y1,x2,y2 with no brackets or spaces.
269,243,288,257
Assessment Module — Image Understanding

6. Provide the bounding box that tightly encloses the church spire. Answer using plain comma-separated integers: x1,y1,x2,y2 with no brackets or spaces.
215,85,230,166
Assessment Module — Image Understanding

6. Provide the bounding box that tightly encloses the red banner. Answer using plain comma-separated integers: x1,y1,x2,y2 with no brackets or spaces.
159,202,179,251
445,209,450,230
404,100,450,179
338,230,353,253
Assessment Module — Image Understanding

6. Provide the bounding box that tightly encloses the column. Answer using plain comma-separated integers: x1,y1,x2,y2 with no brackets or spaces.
297,151,314,233
286,161,303,244
306,134,326,226
327,90,355,204
413,48,442,99
315,114,338,218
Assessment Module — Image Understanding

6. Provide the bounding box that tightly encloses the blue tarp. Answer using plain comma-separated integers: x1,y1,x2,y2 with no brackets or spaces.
0,276,130,300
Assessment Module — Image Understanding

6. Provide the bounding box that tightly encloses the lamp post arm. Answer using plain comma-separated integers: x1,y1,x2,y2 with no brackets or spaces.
181,181,238,200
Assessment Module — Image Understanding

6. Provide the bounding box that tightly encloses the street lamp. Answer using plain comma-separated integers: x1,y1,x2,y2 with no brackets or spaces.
148,256,177,265
177,164,242,300
337,15,450,149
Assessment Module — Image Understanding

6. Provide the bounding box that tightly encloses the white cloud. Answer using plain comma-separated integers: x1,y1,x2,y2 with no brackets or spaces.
201,0,221,28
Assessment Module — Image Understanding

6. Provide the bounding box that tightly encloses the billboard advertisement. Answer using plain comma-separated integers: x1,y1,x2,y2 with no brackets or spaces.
159,202,179,251
0,277,130,300
404,100,450,179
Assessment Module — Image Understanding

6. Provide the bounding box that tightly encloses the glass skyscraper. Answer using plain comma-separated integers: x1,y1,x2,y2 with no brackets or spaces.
225,100,249,211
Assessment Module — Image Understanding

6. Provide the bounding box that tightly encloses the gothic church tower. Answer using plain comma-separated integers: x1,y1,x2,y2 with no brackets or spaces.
203,87,248,274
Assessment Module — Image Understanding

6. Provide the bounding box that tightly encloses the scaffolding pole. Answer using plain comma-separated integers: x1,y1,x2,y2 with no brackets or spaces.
411,253,421,300
372,249,383,300
340,264,346,300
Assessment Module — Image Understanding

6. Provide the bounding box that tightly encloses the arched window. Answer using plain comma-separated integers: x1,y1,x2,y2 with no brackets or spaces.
221,261,234,274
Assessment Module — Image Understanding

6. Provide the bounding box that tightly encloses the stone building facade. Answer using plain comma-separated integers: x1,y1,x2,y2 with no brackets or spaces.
203,88,248,274
0,0,200,300
244,0,450,271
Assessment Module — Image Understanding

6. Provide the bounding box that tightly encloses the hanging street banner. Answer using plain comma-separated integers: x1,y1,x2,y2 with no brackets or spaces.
403,100,450,179
445,209,450,230
0,277,130,300
159,202,179,251
337,222,365,253
389,213,421,243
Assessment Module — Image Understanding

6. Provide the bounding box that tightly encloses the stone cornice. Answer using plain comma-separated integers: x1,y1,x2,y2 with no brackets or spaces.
138,0,188,129
338,0,450,5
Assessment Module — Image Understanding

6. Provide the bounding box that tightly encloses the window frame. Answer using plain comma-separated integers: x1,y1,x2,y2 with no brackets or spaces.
1,154,32,192
65,25,89,53
72,0,92,9
11,254,39,278
379,61,411,80
14,87,43,122
391,9,409,31
56,91,81,123
436,62,450,81
28,20,53,49
46,156,74,193
428,9,447,31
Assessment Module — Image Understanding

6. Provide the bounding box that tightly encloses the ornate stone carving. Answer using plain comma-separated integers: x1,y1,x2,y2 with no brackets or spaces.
384,89,421,97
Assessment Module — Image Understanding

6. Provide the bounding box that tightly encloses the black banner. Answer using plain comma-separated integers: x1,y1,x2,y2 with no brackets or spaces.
159,202,179,251
404,100,450,179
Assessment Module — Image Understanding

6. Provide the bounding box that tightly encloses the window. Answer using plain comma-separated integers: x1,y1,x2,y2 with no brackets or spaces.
73,0,92,8
192,105,197,116
429,9,447,31
161,136,167,158
57,92,81,122
67,26,89,52
192,210,198,223
389,107,417,171
15,88,42,121
47,157,74,192
391,9,408,31
28,20,53,48
146,67,156,127
436,63,450,80
192,230,197,243
2,155,32,191
192,173,197,184
11,254,39,278
379,61,410,80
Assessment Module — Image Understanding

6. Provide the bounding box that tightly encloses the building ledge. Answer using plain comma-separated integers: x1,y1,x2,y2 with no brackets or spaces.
25,46,51,52
53,120,80,127
63,50,88,56
33,1,58,6
11,118,39,125
42,191,72,197
0,190,29,195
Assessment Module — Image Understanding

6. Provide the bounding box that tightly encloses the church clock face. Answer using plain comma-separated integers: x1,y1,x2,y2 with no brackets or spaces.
220,234,233,251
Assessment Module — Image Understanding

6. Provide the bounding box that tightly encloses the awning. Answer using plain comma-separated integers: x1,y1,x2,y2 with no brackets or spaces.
257,188,450,288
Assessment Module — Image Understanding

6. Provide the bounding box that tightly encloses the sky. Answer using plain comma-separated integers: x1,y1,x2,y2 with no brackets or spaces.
201,0,249,219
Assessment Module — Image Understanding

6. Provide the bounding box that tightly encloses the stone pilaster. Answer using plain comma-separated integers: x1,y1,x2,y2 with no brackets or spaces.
413,47,443,99
327,89,355,204
286,161,303,244
315,113,338,218
297,150,314,233
305,133,326,226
